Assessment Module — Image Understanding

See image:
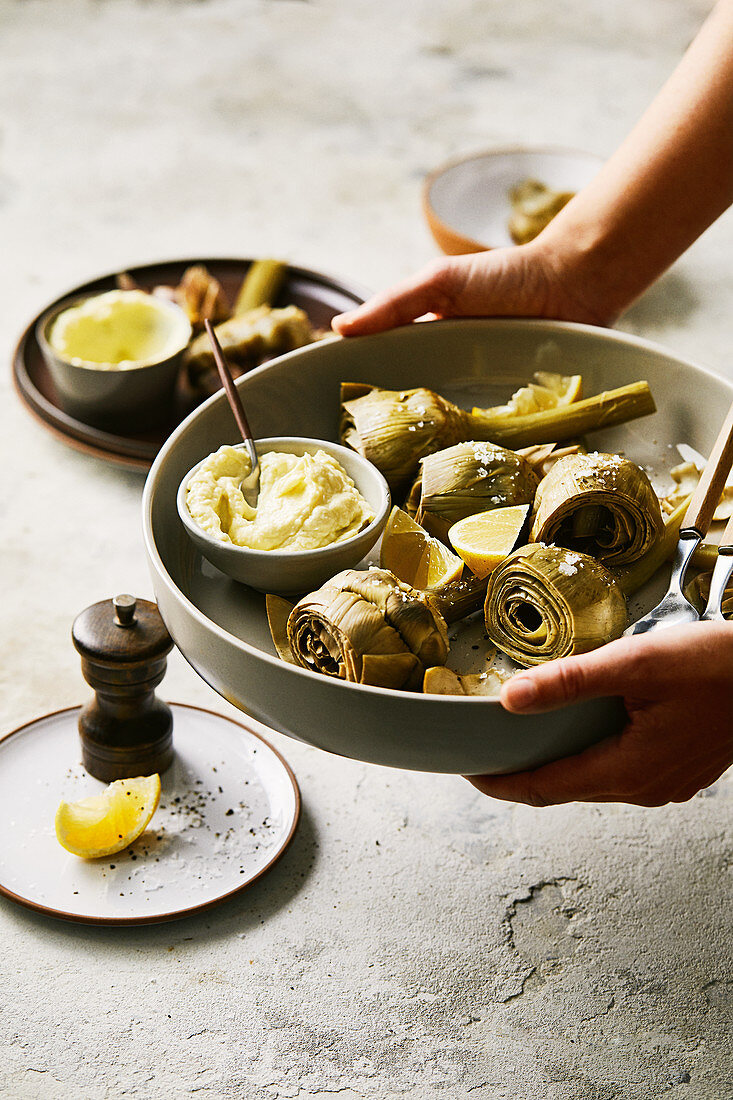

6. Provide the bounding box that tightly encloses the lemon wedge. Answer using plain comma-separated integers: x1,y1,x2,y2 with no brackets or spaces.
448,504,530,578
476,371,582,417
380,506,464,590
55,774,161,859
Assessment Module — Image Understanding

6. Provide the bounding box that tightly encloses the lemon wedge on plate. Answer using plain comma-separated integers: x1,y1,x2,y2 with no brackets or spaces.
380,506,464,590
55,774,161,859
448,504,530,579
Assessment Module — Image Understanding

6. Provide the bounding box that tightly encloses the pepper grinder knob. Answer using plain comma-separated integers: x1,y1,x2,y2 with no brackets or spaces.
113,593,137,627
72,594,174,781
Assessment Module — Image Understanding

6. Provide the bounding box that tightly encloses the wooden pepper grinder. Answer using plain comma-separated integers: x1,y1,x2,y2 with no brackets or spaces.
72,594,174,781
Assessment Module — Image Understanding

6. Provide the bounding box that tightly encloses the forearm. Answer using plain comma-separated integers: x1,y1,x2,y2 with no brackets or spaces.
538,0,733,322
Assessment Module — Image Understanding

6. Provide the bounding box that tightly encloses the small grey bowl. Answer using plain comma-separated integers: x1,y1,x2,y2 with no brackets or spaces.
176,436,391,594
36,290,192,430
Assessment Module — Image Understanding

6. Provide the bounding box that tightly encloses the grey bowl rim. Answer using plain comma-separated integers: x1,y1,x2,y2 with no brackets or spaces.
142,316,727,707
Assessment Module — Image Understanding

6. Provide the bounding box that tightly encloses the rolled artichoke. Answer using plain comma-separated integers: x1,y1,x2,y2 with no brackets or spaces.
530,451,663,567
341,381,656,494
484,543,627,666
413,441,539,541
287,568,450,690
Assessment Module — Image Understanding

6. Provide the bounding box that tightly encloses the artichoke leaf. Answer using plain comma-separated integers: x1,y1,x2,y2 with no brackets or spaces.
265,594,297,665
423,666,511,696
516,441,584,478
361,653,422,688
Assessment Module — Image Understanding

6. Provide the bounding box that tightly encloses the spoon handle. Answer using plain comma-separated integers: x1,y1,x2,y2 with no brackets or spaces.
204,319,255,445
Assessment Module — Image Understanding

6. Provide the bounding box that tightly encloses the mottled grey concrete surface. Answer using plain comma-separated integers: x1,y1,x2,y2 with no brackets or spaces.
0,1,731,1097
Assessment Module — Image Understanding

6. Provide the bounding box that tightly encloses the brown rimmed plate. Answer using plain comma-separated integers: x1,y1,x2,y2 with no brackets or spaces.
12,257,370,471
0,703,300,926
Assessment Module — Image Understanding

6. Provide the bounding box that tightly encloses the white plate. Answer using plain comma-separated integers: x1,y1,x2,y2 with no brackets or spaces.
0,704,300,925
424,145,604,250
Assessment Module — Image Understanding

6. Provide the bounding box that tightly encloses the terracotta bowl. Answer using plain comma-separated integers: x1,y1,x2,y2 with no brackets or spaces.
423,146,604,254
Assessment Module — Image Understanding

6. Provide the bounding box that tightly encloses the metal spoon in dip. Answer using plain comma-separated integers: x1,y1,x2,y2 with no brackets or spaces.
204,319,261,507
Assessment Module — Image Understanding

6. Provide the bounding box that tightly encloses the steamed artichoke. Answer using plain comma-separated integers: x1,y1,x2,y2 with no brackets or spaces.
484,543,627,666
341,382,656,494
530,451,663,567
410,441,539,542
287,568,450,690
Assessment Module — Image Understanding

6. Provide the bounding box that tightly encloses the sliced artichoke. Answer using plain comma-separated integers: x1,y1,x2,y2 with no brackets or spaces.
484,543,627,666
530,451,663,567
287,568,449,690
423,666,511,697
411,441,538,542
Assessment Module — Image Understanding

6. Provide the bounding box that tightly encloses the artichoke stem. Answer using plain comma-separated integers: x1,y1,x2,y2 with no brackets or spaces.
234,259,287,315
469,381,656,447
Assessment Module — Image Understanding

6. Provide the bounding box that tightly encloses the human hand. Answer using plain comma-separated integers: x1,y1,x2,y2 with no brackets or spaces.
467,621,733,807
332,240,616,338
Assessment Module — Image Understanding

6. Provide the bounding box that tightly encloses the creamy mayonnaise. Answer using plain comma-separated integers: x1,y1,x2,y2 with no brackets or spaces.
186,445,374,551
48,289,191,370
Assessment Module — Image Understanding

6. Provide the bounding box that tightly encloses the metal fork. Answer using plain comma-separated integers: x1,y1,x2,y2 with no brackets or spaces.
625,399,733,636
700,510,733,622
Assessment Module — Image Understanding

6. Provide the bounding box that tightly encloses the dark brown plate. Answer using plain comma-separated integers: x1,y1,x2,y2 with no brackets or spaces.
12,257,370,471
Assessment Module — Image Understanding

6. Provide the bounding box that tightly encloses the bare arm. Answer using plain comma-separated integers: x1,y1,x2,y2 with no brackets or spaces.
334,0,733,334
541,0,733,323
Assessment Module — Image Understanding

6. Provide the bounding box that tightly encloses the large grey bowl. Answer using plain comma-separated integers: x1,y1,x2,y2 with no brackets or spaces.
142,319,732,775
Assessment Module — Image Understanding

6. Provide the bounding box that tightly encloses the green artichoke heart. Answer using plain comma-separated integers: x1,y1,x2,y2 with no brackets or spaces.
484,543,627,667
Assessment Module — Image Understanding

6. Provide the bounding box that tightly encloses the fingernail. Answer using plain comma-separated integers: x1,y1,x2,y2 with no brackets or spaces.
505,676,538,710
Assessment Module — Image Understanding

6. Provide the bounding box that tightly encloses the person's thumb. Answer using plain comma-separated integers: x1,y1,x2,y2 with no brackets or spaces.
500,637,642,713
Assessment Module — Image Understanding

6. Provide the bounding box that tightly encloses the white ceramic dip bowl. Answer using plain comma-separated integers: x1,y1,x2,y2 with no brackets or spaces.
176,436,390,594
